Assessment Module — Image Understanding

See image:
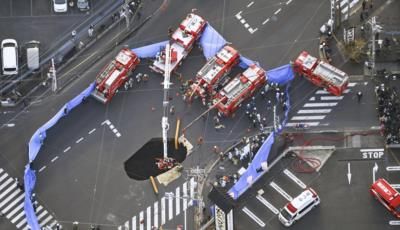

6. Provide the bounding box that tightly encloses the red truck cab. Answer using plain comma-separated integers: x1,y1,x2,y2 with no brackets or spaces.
370,178,400,218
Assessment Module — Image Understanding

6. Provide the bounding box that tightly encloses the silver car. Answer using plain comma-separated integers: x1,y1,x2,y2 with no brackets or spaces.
77,0,90,11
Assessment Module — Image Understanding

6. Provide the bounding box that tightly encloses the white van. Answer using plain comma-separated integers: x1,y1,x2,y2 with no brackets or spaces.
26,41,40,71
278,188,320,227
1,39,18,75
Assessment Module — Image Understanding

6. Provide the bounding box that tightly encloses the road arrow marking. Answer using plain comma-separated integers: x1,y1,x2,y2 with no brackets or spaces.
373,163,379,183
347,162,352,185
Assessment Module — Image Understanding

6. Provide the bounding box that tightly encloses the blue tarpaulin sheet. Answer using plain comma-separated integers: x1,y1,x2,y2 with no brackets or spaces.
24,82,95,230
131,40,169,59
266,64,294,85
199,24,227,60
238,56,260,69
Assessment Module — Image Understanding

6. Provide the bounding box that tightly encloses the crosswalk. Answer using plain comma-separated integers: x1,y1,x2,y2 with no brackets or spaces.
118,178,197,230
286,83,357,128
241,168,309,227
0,168,59,230
338,0,360,18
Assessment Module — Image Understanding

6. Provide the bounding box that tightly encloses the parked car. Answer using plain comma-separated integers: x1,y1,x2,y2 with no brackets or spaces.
53,0,68,13
77,0,90,11
1,39,19,75
26,41,40,71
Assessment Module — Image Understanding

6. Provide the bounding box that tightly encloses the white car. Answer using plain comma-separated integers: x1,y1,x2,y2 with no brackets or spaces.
1,39,19,75
53,0,68,13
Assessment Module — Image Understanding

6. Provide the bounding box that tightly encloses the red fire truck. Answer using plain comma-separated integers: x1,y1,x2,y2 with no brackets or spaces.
370,178,400,218
189,45,240,101
293,51,349,96
150,13,207,75
213,64,266,116
91,48,140,103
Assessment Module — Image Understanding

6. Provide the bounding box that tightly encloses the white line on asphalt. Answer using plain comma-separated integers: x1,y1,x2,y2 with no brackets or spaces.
76,137,84,143
256,195,279,215
154,201,158,227
348,82,357,87
189,177,195,206
113,128,118,133
132,216,137,230
139,211,144,230
291,115,326,120
147,206,151,230
176,187,181,216
16,217,27,229
236,14,242,20
36,209,48,221
247,1,254,7
0,183,17,200
286,122,320,127
12,210,25,224
244,23,250,28
88,128,96,134
386,166,400,171
7,199,24,219
0,178,13,191
270,181,293,201
316,89,351,94
309,96,316,101
242,207,266,227
101,120,110,125
0,168,3,174
240,19,246,24
320,96,344,100
40,215,54,228
304,102,338,107
262,18,270,25
116,133,121,138
183,182,188,211
161,197,166,225
0,173,8,183
286,0,293,5
124,221,129,230
360,148,384,152
274,8,282,15
249,28,258,34
168,196,173,221
110,124,115,129
283,169,307,189
51,156,59,163
3,192,24,214
298,109,331,114
391,184,400,189
63,146,71,153
389,220,400,225
39,166,46,173
0,189,20,208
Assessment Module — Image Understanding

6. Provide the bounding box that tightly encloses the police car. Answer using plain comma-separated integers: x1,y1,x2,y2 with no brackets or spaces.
278,188,320,227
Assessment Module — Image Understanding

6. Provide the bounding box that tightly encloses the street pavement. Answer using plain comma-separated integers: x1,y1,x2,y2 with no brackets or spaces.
0,0,398,230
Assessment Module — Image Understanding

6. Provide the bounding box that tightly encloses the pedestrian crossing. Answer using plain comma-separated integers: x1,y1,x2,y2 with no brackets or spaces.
0,168,59,229
118,178,197,230
241,168,309,227
285,83,357,128
339,0,360,17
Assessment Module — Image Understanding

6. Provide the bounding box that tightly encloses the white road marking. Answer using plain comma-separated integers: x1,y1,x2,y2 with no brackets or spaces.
36,209,48,221
39,166,46,172
391,184,400,189
88,128,96,134
244,23,249,28
63,146,71,153
113,128,118,133
76,137,84,143
16,217,27,229
0,178,13,191
291,115,326,120
124,221,129,230
348,82,357,87
154,201,158,227
51,156,59,162
139,211,144,230
183,182,188,211
304,102,338,107
270,181,293,201
40,215,54,227
0,183,17,200
262,18,270,25
274,8,282,15
298,109,331,114
320,96,344,100
3,192,24,214
110,124,115,129
116,133,121,138
132,216,137,230
6,123,15,127
242,207,266,227
286,122,320,127
236,14,242,20
247,1,254,7
0,168,3,174
7,201,24,219
0,190,20,208
147,206,151,230
240,19,246,24
189,177,195,206
0,173,7,183
309,96,315,101
168,196,173,220
101,120,110,125
249,28,258,34
286,0,293,5
283,169,307,189
386,166,400,171
12,210,25,223
176,187,180,216
161,197,166,224
360,148,384,152
256,195,279,215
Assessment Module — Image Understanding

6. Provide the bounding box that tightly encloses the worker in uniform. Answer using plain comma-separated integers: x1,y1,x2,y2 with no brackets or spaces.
169,105,175,115
136,73,142,83
357,91,363,103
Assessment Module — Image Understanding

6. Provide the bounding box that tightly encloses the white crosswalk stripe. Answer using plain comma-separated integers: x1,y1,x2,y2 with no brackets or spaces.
283,169,307,189
270,181,293,201
256,195,279,215
0,168,57,229
242,206,266,227
118,178,198,229
285,122,320,127
303,102,338,107
320,96,344,100
298,109,331,114
291,115,326,120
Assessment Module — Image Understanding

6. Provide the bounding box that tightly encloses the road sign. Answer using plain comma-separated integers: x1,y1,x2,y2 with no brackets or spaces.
386,166,400,171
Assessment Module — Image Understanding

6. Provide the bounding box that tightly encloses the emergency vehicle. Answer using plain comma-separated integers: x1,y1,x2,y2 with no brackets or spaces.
278,188,320,227
293,51,349,96
189,45,240,100
91,48,140,103
370,178,400,218
213,64,266,116
150,13,207,75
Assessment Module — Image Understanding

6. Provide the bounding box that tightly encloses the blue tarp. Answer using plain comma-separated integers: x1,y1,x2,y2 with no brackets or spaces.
266,64,294,85
228,133,275,199
131,40,169,59
199,24,227,60
24,82,95,229
238,56,260,69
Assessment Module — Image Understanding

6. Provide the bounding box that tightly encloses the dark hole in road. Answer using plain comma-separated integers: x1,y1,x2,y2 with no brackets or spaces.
124,138,187,180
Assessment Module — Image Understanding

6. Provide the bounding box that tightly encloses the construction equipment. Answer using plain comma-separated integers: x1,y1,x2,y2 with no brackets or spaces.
293,51,349,96
213,64,266,117
91,48,140,103
150,13,207,75
188,45,240,102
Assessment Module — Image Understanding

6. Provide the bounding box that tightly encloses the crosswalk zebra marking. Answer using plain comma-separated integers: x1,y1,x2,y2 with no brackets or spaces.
348,82,357,87
0,183,17,200
0,190,20,208
0,173,8,183
40,215,54,227
146,206,151,230
168,196,173,221
297,109,331,114
161,197,166,225
270,181,293,201
176,187,180,216
154,201,158,227
316,88,350,94
0,178,14,191
132,216,137,230
7,201,24,219
183,182,188,211
256,195,279,215
283,169,307,189
320,96,344,100
304,102,338,107
291,115,326,120
285,122,320,127
139,211,144,230
242,206,266,227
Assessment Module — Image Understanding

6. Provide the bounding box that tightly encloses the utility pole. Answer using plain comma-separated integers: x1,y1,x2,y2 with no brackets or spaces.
273,105,279,132
368,16,383,76
50,58,57,92
162,44,172,160
186,166,206,229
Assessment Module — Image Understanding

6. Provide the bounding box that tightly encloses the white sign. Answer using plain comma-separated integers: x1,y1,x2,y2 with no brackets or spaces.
215,205,226,230
361,149,384,159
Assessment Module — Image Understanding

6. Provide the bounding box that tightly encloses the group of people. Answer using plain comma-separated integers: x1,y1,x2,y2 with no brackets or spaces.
376,83,400,145
123,73,149,90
